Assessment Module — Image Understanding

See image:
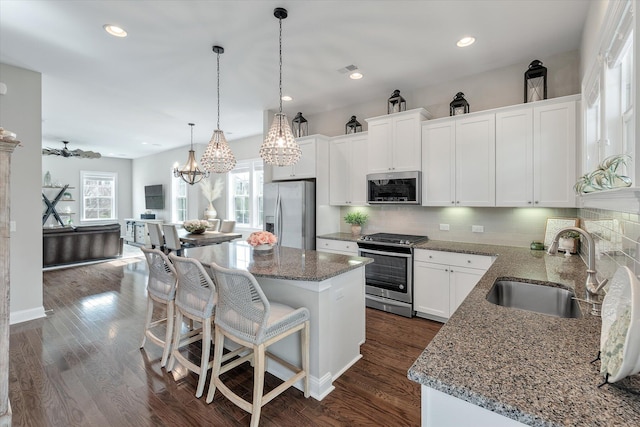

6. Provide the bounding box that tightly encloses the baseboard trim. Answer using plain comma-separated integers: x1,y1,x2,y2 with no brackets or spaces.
10,306,46,325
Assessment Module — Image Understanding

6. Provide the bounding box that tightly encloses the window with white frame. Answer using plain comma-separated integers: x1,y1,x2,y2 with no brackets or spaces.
172,176,188,223
80,171,117,221
582,0,634,180
227,159,263,229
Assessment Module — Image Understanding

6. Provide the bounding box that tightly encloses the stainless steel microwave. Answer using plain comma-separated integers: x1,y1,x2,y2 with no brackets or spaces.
367,171,422,205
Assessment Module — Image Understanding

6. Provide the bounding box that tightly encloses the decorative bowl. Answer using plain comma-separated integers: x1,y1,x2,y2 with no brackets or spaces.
253,244,274,252
183,219,209,234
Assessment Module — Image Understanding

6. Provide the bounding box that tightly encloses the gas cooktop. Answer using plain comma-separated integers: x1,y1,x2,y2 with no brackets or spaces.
358,233,428,246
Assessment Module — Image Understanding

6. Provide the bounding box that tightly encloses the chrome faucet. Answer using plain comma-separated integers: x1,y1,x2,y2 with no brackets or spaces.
547,226,608,315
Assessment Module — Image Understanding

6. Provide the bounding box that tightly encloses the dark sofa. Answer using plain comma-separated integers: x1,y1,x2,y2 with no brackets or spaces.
43,223,123,267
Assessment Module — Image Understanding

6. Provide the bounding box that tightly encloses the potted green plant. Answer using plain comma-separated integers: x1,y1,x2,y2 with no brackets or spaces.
559,230,580,254
344,211,368,236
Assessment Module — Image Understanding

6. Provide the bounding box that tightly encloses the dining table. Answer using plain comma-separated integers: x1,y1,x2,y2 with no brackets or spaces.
178,229,242,247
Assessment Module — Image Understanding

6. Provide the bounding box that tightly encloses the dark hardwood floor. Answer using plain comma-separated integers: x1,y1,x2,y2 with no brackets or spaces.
9,255,442,426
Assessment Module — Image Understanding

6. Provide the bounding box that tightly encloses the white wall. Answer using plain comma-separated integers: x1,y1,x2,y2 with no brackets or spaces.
42,156,132,230
132,144,204,222
304,50,580,137
0,63,45,324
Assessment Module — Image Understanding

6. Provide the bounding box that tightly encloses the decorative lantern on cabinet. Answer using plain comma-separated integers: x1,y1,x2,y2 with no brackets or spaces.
449,92,470,116
524,60,547,103
291,112,308,138
387,89,406,114
345,116,362,134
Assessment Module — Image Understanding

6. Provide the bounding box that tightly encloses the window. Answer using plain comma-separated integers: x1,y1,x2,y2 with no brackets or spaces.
582,0,634,180
227,159,263,229
172,176,188,223
81,171,117,221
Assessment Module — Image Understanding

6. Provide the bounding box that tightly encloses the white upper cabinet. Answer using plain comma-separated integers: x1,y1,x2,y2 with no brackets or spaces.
455,114,495,206
422,113,495,206
366,108,430,174
422,120,455,206
496,97,577,207
533,100,577,207
495,108,534,206
329,133,368,206
271,135,321,181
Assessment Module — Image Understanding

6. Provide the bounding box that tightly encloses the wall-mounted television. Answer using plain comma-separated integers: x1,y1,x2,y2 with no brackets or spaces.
144,185,164,209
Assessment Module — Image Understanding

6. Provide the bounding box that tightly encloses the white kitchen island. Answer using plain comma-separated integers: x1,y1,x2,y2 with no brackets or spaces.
184,241,372,400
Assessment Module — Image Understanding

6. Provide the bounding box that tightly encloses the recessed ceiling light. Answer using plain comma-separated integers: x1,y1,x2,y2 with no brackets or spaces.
349,71,363,80
141,142,148,145
456,36,475,47
103,24,127,38
281,95,293,102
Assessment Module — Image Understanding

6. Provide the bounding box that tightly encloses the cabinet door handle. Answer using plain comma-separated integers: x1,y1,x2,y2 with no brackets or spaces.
534,201,539,204
527,201,532,204
451,201,455,204
467,260,471,263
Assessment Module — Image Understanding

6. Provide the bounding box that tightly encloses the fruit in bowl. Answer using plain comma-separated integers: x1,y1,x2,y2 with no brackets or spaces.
183,219,209,234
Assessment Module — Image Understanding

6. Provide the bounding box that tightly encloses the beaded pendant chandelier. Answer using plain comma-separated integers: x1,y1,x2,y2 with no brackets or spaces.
259,7,301,167
173,123,210,185
200,45,236,174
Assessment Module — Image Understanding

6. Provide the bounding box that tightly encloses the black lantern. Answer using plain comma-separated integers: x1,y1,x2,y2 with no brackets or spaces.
291,112,308,138
524,60,547,103
449,92,470,116
345,116,362,134
387,89,406,114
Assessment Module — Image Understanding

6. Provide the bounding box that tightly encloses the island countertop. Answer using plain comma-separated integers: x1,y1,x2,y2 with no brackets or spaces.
184,241,372,282
407,241,640,426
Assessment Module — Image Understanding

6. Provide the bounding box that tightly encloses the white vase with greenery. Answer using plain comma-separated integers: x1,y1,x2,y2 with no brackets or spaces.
344,211,368,236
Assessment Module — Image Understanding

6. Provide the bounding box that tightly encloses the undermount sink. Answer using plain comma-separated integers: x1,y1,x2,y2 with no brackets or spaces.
486,280,582,318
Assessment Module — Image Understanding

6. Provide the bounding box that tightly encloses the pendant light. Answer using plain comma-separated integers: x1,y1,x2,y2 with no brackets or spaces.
201,45,236,173
259,7,301,167
173,123,210,185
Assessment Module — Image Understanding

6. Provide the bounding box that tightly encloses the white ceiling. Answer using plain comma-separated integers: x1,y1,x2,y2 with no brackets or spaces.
0,0,589,159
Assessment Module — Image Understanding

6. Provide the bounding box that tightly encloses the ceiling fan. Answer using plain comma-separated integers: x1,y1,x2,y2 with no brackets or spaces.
42,141,101,159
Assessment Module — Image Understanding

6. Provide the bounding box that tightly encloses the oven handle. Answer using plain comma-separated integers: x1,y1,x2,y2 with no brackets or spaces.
358,248,412,258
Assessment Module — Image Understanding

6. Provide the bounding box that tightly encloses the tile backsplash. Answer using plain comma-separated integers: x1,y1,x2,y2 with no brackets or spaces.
579,208,640,281
340,206,579,247
338,205,637,283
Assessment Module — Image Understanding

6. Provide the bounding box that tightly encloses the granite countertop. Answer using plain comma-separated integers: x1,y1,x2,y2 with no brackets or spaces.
317,232,362,242
184,241,372,282
407,240,640,426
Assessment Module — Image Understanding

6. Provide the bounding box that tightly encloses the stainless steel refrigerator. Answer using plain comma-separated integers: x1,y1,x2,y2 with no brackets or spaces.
264,180,315,250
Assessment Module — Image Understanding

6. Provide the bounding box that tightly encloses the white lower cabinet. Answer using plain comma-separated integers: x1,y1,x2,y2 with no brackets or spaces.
316,238,359,256
414,249,493,321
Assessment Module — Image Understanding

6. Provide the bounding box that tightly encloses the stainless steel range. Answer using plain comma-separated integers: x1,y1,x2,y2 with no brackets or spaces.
357,233,428,317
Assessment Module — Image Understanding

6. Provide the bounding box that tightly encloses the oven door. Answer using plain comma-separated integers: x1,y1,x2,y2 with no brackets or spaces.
358,246,412,304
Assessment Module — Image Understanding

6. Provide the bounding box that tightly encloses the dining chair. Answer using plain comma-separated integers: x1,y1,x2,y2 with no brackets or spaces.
162,224,186,256
205,262,310,427
147,222,165,252
140,247,177,368
219,220,236,233
166,254,217,398
207,218,220,232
